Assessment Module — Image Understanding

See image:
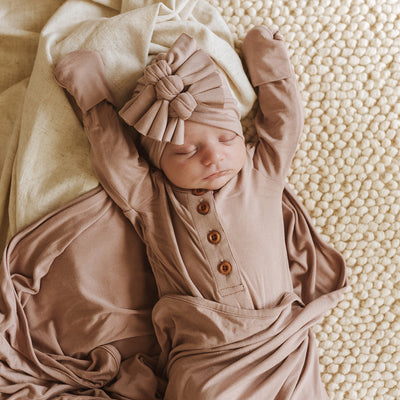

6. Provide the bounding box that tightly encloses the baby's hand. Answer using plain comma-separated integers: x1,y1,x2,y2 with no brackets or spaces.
54,49,115,113
242,26,293,87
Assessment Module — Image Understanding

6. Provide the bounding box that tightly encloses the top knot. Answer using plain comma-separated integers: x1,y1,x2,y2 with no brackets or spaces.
155,75,184,101
169,92,197,120
143,59,172,85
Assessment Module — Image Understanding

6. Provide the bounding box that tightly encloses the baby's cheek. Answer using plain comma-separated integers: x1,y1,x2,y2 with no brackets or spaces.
234,143,246,166
169,156,188,170
171,159,193,177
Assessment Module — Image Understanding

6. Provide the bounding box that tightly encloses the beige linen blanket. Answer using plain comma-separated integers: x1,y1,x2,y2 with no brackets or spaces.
0,0,399,399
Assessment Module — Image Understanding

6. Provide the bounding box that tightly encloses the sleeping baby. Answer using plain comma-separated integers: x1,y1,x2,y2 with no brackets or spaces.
55,26,345,399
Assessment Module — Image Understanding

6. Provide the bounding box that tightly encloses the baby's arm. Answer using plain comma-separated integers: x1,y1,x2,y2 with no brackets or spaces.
55,50,153,213
242,26,304,181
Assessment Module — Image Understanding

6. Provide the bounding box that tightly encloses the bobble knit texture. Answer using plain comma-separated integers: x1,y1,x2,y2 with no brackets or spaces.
207,0,399,399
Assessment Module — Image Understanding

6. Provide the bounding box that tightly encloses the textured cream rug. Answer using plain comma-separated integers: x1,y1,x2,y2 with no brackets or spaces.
0,1,399,399
223,1,399,399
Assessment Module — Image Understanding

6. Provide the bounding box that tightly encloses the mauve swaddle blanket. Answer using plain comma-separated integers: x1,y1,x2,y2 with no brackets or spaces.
0,187,160,398
0,182,345,398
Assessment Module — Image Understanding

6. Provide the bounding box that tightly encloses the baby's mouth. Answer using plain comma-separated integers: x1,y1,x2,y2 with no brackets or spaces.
203,170,230,180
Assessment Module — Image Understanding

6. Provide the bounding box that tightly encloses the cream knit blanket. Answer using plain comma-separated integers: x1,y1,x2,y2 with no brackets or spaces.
0,1,399,399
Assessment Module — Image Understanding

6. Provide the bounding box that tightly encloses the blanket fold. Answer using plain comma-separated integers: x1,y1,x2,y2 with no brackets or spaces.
153,293,328,399
0,187,160,398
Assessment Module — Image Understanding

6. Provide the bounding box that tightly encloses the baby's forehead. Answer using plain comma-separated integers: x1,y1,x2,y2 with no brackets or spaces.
183,121,236,142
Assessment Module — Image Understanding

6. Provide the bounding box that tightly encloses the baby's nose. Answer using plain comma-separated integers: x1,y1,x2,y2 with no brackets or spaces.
201,145,223,166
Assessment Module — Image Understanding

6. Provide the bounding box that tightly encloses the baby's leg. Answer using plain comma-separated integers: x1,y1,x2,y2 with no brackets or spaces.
54,50,116,116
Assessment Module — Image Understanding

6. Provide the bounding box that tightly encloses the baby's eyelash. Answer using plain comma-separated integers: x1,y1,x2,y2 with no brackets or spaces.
219,134,236,142
175,146,197,155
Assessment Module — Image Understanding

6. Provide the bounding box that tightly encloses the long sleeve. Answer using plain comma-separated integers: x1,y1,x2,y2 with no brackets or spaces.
243,26,304,181
83,102,155,213
55,49,154,213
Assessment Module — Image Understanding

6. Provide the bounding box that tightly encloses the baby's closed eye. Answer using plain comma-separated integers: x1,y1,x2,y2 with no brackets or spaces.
174,144,197,155
219,133,237,143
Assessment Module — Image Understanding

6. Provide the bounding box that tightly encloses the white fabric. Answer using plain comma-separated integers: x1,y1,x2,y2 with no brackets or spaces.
1,0,256,239
0,1,399,399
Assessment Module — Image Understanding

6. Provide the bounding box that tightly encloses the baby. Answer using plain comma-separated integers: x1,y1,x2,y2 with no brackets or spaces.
55,27,342,399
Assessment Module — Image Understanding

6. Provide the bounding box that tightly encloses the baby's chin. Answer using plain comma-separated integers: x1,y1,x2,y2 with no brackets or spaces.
165,168,240,191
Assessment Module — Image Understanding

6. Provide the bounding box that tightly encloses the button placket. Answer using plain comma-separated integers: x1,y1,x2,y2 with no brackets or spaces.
188,191,244,297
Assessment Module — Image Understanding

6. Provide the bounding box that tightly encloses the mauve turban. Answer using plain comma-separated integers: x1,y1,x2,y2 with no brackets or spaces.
119,33,243,149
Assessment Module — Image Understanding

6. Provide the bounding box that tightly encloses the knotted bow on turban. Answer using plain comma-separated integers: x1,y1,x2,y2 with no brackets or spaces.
119,33,243,147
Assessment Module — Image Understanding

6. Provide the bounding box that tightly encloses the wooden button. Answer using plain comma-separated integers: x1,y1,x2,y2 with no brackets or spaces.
192,188,206,196
207,230,221,244
218,261,232,275
197,201,210,215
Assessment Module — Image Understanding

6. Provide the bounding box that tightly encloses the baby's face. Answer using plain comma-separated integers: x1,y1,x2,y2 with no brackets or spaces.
160,120,246,190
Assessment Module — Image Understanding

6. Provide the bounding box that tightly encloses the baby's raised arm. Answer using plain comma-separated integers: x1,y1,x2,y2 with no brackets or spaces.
242,26,304,182
55,50,153,213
